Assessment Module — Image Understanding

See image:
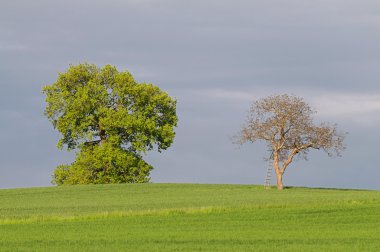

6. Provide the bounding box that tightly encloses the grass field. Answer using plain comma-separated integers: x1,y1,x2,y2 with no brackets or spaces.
0,183,379,251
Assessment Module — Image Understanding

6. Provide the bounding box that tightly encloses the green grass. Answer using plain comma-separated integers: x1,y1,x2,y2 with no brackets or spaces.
0,183,379,251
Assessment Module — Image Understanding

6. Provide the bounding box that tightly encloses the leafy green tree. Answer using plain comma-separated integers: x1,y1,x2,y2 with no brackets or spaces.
43,63,178,185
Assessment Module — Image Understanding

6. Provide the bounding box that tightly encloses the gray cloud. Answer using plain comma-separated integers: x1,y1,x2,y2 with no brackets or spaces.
0,0,379,189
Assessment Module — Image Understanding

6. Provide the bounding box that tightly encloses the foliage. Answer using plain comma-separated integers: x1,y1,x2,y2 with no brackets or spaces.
235,94,346,190
43,63,177,185
0,184,379,251
52,144,152,185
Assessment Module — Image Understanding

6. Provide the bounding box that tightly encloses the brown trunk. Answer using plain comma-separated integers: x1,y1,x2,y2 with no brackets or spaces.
99,126,107,145
273,150,283,190
276,172,284,190
100,136,106,145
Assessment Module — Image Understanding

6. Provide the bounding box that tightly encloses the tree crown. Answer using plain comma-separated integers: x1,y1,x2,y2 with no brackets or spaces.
236,94,346,162
42,63,178,153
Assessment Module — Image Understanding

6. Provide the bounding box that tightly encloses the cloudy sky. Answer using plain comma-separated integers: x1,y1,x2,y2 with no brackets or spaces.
1,0,379,189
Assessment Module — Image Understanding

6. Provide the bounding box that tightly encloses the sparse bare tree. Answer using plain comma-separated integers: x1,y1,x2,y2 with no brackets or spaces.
235,94,346,190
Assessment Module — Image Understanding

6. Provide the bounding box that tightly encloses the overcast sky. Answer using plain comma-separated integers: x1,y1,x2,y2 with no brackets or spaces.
0,0,379,189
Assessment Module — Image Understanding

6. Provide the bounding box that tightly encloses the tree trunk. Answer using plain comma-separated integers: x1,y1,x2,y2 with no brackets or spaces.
99,127,107,145
273,151,284,190
276,172,284,190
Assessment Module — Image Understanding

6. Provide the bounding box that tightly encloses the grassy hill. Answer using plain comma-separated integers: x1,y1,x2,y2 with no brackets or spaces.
0,183,379,251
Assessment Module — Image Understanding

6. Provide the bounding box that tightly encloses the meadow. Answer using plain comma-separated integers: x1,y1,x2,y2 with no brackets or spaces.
0,183,379,251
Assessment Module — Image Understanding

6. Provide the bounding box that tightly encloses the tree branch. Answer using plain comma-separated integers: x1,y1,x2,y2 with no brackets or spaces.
280,142,314,173
280,148,298,174
84,140,101,146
